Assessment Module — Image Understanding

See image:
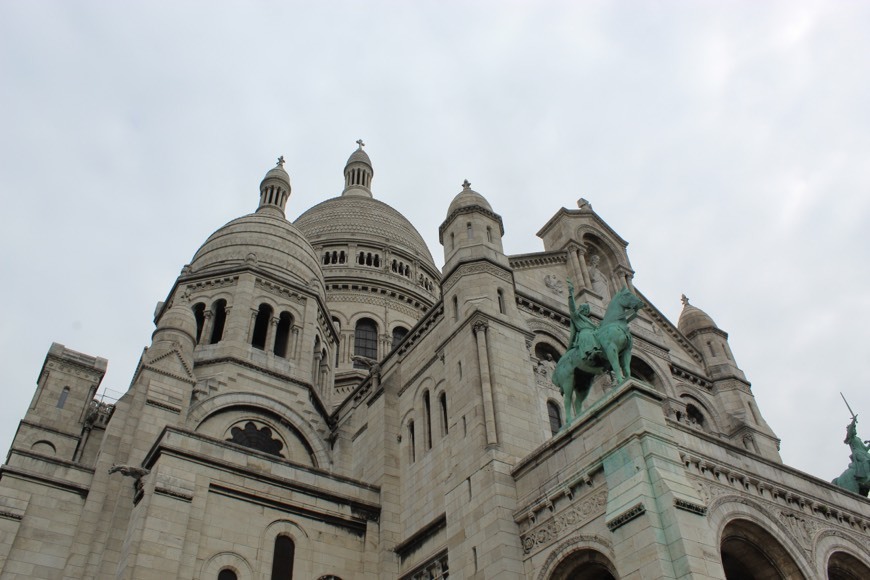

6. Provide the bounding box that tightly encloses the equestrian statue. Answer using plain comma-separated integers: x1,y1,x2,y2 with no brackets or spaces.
551,279,644,426
832,394,870,496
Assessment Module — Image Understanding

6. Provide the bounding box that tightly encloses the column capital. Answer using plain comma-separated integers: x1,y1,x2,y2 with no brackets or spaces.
472,320,489,336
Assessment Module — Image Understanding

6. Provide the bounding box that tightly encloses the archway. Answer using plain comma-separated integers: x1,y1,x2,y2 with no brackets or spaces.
549,549,617,580
720,519,805,579
827,550,870,580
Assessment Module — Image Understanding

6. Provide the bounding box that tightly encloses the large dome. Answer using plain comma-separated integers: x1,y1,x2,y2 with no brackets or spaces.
294,196,437,269
189,211,324,289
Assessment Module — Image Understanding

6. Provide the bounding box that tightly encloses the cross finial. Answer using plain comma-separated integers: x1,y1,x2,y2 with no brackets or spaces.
356,139,365,149
681,294,690,306
462,179,471,189
277,155,285,167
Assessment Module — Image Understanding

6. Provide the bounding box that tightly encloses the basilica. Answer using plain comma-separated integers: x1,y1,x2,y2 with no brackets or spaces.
1,144,868,579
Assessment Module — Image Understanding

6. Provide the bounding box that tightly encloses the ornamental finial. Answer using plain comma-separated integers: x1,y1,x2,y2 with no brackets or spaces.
681,294,690,306
462,179,471,189
356,139,365,149
277,155,285,167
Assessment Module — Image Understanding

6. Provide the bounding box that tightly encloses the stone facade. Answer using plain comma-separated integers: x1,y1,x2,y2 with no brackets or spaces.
1,146,868,579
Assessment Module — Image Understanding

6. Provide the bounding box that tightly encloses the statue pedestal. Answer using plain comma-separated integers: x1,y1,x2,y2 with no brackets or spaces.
514,379,723,579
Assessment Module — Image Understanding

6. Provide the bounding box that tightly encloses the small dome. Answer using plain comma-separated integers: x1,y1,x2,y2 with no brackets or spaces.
346,146,372,168
261,159,290,188
154,300,198,345
677,295,719,337
189,212,324,290
447,180,492,216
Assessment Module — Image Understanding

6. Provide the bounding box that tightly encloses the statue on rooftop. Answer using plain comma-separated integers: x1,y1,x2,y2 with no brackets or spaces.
832,395,870,496
552,280,644,426
832,419,870,496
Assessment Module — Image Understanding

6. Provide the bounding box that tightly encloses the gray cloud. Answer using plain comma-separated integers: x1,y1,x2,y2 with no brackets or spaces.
1,0,868,482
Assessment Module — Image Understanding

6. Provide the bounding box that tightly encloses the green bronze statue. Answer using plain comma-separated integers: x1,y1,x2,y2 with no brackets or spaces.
832,396,870,496
552,279,644,426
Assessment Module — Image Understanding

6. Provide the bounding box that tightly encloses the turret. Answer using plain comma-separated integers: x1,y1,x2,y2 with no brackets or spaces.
439,180,508,273
439,181,514,321
678,294,781,460
677,294,744,381
257,156,292,217
342,139,374,198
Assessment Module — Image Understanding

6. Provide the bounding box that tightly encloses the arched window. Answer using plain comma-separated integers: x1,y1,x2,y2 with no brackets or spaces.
686,403,705,428
497,289,505,314
252,303,273,350
452,296,459,321
439,392,448,436
391,326,408,350
547,400,562,436
408,420,416,462
57,386,70,409
273,312,293,358
450,232,455,250
423,391,432,450
218,569,238,580
486,226,492,242
339,251,345,264
353,318,378,368
210,299,228,344
192,302,205,344
466,222,473,239
270,535,295,580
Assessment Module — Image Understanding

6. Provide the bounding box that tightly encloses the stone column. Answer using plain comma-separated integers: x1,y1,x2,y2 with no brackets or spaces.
200,310,214,345
266,316,278,353
576,245,593,288
247,308,258,344
473,321,498,446
290,326,300,359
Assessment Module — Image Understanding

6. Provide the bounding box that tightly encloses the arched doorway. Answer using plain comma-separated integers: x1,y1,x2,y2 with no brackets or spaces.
827,550,870,580
549,549,617,580
720,519,805,579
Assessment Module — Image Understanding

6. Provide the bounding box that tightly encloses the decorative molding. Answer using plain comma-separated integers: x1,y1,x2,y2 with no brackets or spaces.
441,260,513,293
683,452,870,538
675,498,707,516
508,251,568,270
520,490,608,554
606,502,646,531
670,363,713,389
0,510,23,521
185,276,238,294
516,294,571,327
255,277,307,304
329,291,424,320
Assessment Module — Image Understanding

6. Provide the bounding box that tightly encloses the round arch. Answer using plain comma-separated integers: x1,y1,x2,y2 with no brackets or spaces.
815,529,870,579
720,518,807,579
258,519,311,579
537,535,616,580
188,392,331,467
707,498,815,579
198,551,254,580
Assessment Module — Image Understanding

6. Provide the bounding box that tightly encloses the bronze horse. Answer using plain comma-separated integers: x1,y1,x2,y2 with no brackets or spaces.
551,288,644,426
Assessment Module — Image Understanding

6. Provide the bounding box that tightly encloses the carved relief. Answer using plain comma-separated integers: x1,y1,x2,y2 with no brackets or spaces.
520,490,607,554
544,274,564,295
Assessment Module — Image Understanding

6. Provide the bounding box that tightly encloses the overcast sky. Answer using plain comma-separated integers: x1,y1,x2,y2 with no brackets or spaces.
1,1,868,483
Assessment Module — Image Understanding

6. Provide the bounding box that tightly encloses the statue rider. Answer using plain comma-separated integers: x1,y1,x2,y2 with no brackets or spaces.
844,417,870,481
567,279,599,360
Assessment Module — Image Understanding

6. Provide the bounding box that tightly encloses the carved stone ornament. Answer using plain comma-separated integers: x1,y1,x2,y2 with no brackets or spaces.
544,274,564,295
520,490,607,554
